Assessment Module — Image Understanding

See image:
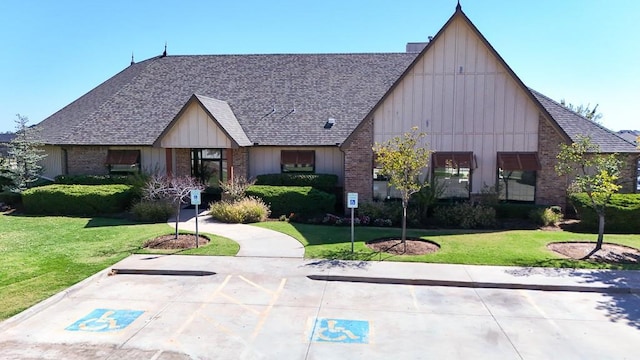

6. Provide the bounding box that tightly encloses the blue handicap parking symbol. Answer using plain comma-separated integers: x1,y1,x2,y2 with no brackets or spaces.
66,308,144,332
311,318,370,344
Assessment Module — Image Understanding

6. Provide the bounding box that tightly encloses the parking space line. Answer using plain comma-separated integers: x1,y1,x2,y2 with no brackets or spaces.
238,275,277,295
172,275,233,339
218,293,261,314
409,285,420,311
251,278,287,340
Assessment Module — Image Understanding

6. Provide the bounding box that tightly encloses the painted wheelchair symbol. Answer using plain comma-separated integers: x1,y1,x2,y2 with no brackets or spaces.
66,309,144,332
78,310,118,331
311,318,370,344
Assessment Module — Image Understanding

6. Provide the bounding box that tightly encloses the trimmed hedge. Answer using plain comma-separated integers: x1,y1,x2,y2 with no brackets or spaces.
254,173,338,192
570,193,640,234
246,185,335,217
494,203,547,219
55,174,133,185
0,191,21,206
22,184,135,216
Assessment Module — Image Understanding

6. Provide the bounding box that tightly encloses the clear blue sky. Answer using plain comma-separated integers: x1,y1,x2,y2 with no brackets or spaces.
1,0,638,133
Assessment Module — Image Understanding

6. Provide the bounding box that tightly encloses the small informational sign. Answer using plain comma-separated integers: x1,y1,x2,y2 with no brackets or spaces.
347,192,358,209
190,189,201,205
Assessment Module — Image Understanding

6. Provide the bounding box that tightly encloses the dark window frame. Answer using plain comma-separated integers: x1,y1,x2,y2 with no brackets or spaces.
496,152,540,203
431,152,474,199
105,149,141,174
280,150,315,173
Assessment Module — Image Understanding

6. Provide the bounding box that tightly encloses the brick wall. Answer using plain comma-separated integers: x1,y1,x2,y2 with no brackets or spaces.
536,116,569,209
342,118,373,203
66,146,109,175
232,147,249,180
175,148,191,177
619,153,639,193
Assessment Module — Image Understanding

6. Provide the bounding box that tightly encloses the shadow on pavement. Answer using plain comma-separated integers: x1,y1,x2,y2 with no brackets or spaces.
505,266,640,330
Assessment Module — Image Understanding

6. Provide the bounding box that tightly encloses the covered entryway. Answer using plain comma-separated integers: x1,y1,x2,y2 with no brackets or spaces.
155,94,252,186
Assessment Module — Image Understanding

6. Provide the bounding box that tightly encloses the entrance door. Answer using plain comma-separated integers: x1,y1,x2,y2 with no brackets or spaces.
191,149,227,189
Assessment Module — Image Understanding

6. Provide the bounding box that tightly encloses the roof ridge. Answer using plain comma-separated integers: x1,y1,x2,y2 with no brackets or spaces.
528,88,637,147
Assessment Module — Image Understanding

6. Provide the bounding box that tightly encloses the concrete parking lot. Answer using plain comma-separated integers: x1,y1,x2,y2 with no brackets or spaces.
1,256,640,359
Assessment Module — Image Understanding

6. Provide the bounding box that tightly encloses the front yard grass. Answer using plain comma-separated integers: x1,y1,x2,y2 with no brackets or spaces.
0,215,238,321
253,222,640,270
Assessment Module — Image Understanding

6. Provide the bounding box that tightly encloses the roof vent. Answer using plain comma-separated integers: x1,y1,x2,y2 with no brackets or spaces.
324,118,336,129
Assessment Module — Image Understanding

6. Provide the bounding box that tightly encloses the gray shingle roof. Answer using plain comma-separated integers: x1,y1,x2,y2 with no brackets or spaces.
36,53,417,146
530,89,639,153
192,94,252,147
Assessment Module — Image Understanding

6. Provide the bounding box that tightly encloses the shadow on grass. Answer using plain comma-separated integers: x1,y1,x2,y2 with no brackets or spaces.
505,264,640,330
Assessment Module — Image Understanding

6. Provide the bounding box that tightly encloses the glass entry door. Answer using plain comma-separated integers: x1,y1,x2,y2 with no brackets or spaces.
191,149,227,189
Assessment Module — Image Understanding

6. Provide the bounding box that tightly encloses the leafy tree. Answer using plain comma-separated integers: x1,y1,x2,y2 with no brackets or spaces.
555,136,622,253
142,174,205,238
373,127,432,250
7,114,46,191
560,99,603,124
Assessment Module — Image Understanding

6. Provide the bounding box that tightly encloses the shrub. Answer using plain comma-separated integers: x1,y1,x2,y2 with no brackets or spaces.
209,196,271,223
358,201,402,226
0,191,21,206
433,202,496,229
494,203,546,219
570,193,640,233
131,201,175,223
55,174,132,185
528,206,563,226
220,176,254,202
22,184,134,216
245,185,335,217
254,173,338,193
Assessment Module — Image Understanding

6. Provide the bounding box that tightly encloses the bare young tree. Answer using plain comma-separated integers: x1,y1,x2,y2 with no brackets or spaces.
142,175,204,238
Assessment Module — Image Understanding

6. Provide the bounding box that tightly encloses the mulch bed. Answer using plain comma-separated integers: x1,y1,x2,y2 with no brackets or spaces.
144,234,210,249
547,242,640,264
366,237,440,255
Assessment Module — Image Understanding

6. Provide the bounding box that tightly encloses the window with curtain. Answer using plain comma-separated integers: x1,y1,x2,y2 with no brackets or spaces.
105,150,140,174
281,150,315,173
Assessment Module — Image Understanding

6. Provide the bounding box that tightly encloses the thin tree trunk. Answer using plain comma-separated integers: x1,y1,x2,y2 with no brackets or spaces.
174,203,181,239
402,202,407,253
596,212,605,251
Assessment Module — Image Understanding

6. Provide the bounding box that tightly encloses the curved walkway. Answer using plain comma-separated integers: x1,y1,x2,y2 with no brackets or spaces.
168,208,305,258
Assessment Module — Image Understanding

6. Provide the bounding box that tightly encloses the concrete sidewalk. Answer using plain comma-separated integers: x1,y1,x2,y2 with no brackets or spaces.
111,255,640,294
169,208,304,258
165,209,640,293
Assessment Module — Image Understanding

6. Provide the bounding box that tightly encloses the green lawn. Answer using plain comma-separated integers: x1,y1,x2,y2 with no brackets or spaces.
253,222,640,270
0,215,238,320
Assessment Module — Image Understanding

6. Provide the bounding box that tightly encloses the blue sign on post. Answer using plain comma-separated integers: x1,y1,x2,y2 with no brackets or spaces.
311,318,370,344
66,309,144,332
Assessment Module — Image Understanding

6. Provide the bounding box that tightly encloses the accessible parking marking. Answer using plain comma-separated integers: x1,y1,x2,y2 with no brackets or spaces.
66,308,144,332
311,318,370,344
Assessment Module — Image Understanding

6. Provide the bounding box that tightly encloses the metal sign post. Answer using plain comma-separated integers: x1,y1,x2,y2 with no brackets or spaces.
190,189,201,248
347,193,358,254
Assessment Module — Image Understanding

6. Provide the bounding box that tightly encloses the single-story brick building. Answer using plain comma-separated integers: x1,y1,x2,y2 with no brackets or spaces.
35,4,639,209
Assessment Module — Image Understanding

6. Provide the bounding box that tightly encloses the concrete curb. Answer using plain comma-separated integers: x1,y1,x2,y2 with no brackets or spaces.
307,274,639,294
0,267,112,333
110,268,216,276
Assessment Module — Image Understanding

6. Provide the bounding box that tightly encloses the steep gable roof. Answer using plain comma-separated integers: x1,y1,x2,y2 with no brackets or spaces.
36,53,416,146
531,89,638,153
157,94,252,147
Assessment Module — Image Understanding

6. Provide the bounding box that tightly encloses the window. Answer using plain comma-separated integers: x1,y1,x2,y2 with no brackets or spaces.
105,150,140,174
192,149,227,188
497,152,540,202
372,154,401,200
432,152,473,199
281,150,315,173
